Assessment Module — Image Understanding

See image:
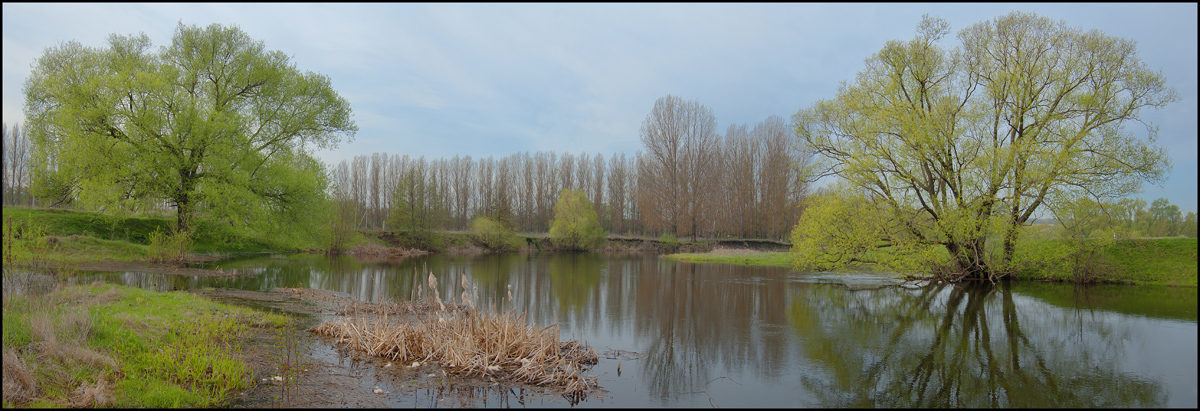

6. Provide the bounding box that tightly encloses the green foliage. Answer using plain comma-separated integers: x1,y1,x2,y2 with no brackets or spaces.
789,185,945,274
270,317,310,407
325,198,360,253
470,216,521,252
146,228,192,263
549,189,606,251
24,22,355,236
1009,226,1118,284
793,12,1176,280
387,164,447,248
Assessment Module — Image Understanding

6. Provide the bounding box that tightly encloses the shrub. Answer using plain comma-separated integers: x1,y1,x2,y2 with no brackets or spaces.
470,216,520,252
549,190,606,251
147,229,191,263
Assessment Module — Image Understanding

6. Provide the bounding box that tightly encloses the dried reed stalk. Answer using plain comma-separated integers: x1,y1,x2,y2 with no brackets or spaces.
311,305,599,397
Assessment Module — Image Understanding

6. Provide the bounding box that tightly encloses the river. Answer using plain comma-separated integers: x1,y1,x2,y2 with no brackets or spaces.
74,251,1198,408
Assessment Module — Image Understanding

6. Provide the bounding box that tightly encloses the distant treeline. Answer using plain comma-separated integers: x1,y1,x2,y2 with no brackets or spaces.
330,97,812,241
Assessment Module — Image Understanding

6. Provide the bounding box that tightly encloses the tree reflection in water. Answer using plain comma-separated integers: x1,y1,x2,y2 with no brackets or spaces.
787,282,1166,407
72,253,1189,407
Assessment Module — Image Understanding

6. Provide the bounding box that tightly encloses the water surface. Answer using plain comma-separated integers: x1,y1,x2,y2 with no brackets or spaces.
76,252,1198,408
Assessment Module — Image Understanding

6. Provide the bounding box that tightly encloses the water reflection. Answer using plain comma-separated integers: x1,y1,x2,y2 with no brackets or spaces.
788,282,1169,407
73,253,1197,408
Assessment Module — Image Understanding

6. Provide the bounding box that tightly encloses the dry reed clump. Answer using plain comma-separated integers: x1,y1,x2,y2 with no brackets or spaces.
3,347,37,406
311,309,599,399
309,271,599,400
3,286,119,408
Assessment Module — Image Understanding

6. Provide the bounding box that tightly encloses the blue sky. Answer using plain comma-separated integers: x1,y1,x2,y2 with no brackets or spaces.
3,3,1196,213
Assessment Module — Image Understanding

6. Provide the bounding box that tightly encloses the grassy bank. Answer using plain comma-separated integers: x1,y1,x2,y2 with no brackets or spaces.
665,250,793,267
1014,237,1197,287
667,238,1197,286
2,280,290,407
2,206,291,263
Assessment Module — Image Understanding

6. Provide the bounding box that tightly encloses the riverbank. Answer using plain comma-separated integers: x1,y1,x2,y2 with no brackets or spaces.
1,278,291,407
664,238,1198,287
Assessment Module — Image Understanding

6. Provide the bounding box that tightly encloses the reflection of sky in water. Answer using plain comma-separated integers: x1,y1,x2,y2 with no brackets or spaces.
70,253,1197,408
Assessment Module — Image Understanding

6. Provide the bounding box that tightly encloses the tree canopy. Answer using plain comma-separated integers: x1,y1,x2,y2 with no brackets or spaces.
550,189,606,251
791,12,1176,280
24,22,357,235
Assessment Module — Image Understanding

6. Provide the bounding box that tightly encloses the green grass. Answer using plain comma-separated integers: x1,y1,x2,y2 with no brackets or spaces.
665,251,794,267
1101,238,1196,286
670,238,1195,287
2,281,290,408
1012,237,1197,286
2,206,294,262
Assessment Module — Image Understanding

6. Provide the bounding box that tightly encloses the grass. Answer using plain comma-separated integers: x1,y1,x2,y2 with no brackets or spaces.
1101,238,1197,286
2,206,290,263
1009,237,1197,286
2,280,290,408
670,238,1196,287
665,250,793,267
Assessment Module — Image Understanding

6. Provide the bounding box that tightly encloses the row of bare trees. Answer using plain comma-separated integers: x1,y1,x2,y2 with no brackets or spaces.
2,123,32,206
330,95,811,241
329,151,642,234
638,95,811,241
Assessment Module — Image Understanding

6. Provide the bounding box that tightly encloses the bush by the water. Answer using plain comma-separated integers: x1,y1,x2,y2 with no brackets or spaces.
470,216,521,252
549,190,605,251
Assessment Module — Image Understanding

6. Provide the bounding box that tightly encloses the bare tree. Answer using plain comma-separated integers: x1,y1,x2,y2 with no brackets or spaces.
3,123,30,206
638,95,720,241
722,123,756,237
519,152,536,232
534,151,558,231
754,116,795,240
590,153,606,230
559,152,576,193
369,152,383,229
606,152,628,234
450,155,473,230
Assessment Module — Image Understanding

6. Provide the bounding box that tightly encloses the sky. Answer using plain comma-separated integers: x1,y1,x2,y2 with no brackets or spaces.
3,3,1196,213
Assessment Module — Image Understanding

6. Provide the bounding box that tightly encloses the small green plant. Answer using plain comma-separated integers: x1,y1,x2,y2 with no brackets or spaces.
271,317,309,407
470,216,521,252
147,228,192,263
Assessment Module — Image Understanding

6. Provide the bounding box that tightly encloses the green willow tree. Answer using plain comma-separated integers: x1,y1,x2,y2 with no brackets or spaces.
24,22,356,235
792,12,1175,281
550,189,606,251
